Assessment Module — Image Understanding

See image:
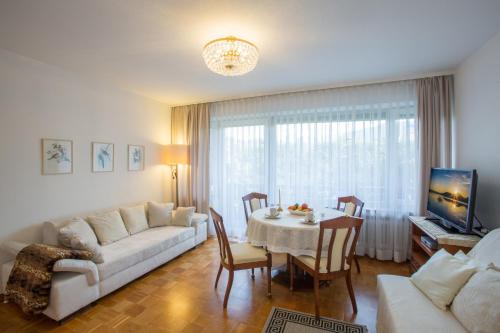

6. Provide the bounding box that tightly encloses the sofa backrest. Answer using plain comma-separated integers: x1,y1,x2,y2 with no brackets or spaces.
42,202,150,246
468,228,500,267
0,201,173,266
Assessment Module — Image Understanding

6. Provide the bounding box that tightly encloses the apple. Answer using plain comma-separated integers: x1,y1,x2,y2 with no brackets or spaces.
301,203,308,210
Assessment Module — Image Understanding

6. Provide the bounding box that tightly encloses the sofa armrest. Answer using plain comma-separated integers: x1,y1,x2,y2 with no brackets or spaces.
53,259,99,286
1,240,29,257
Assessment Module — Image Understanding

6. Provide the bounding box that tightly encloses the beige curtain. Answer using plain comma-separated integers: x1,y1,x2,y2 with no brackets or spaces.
417,75,454,214
171,103,210,214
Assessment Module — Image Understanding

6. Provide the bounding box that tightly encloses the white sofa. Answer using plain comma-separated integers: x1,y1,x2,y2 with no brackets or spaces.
377,228,500,333
0,202,208,321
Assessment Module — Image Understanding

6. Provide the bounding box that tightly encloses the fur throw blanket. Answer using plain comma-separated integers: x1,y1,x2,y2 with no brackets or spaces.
5,243,92,315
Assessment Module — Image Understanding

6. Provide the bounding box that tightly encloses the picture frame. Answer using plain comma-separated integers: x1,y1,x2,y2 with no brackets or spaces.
41,138,73,175
92,142,114,172
128,144,145,171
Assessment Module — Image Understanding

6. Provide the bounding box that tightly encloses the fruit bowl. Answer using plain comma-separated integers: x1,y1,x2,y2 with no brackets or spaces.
287,203,313,216
288,209,307,216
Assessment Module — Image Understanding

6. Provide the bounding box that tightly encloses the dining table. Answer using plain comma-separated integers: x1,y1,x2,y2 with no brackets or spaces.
247,207,346,257
247,206,346,288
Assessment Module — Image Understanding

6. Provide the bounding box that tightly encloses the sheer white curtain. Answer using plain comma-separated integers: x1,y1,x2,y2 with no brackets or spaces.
209,81,417,262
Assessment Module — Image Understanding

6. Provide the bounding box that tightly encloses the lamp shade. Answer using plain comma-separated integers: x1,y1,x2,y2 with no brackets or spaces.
162,144,190,165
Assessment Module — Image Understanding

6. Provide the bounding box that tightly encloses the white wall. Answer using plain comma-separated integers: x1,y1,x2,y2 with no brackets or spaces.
455,31,500,229
0,48,171,251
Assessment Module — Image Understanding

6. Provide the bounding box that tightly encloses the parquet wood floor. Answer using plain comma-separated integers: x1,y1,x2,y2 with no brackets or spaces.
0,238,409,333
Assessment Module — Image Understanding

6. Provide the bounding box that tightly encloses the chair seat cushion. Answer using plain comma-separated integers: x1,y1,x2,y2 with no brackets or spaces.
295,255,349,273
97,226,194,279
225,243,268,265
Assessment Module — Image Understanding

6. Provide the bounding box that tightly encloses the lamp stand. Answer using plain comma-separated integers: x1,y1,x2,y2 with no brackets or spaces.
171,164,179,208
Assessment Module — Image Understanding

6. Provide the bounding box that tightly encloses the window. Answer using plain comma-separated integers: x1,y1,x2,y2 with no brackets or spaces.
209,81,417,242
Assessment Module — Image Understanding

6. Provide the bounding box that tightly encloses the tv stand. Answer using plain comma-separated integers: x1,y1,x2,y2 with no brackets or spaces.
409,216,481,273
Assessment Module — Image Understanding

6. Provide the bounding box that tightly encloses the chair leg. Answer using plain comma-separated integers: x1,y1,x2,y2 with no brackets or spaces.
267,252,272,296
267,265,272,297
261,267,264,273
289,257,294,291
314,277,320,320
251,268,255,280
215,263,223,289
345,271,358,313
354,255,361,274
287,253,291,273
223,270,234,308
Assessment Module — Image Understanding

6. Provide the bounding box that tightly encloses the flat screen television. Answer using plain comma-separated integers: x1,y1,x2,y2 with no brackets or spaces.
427,168,478,233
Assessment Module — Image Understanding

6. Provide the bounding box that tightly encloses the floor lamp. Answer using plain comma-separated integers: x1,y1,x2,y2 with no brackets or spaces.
162,144,190,208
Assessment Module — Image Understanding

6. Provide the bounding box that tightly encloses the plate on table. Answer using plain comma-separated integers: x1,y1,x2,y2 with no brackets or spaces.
300,219,318,225
265,214,281,219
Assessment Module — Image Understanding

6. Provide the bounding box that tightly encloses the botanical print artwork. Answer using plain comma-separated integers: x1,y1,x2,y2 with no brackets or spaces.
42,139,73,174
92,142,114,172
128,145,145,171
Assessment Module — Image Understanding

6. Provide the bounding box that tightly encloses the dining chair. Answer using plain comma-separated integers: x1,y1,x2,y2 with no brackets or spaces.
336,195,364,273
242,192,269,277
242,192,268,224
289,216,364,319
210,207,272,308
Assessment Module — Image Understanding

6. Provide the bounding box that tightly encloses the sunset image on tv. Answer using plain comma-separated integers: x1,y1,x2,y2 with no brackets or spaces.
427,169,472,225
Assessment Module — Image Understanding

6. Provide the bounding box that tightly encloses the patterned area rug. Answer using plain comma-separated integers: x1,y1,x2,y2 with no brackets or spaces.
262,307,368,333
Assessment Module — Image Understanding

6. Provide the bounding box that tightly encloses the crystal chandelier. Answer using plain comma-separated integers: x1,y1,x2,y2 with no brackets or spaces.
202,36,259,76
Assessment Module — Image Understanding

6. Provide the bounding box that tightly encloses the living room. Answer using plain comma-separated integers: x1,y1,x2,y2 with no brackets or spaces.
0,1,499,332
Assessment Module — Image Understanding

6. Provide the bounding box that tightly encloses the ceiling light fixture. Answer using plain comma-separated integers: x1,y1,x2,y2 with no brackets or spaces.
202,36,259,76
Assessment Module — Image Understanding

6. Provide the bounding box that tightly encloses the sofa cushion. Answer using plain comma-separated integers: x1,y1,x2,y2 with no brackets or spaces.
468,228,500,267
120,205,149,235
59,218,98,246
148,202,174,227
97,226,194,280
409,248,477,310
451,269,500,333
377,274,468,333
172,207,195,227
58,218,104,264
87,211,129,245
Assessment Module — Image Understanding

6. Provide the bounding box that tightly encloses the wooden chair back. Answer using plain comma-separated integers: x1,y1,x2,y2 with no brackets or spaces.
242,192,268,223
209,207,234,266
336,195,364,217
314,216,363,274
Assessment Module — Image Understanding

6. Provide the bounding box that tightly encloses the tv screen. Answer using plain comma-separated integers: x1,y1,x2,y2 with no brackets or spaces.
427,168,477,233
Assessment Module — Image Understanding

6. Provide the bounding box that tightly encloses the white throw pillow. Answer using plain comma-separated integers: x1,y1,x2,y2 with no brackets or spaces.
58,217,104,263
148,202,174,227
120,205,148,235
451,269,500,333
410,248,477,310
172,207,195,227
87,210,129,245
58,217,98,245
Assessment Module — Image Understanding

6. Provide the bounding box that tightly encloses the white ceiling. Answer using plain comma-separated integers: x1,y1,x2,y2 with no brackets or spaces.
1,0,500,106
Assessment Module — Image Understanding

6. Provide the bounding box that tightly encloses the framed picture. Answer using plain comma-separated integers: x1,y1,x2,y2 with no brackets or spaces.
128,144,145,171
42,139,73,175
92,142,114,172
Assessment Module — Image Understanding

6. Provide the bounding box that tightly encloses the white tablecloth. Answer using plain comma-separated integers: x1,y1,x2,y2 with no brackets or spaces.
247,207,345,257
